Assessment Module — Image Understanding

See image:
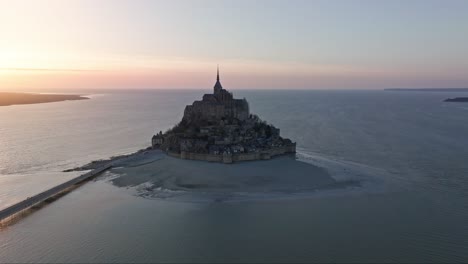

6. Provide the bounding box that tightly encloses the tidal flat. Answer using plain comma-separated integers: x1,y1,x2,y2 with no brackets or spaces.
77,149,358,202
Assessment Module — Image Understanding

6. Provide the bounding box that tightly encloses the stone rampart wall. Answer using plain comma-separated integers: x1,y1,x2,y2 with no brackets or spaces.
167,144,296,164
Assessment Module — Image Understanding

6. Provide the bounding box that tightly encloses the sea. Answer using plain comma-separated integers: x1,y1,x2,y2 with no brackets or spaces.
0,89,467,262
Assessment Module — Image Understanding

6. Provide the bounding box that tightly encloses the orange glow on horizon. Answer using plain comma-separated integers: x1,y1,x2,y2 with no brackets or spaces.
1,47,466,91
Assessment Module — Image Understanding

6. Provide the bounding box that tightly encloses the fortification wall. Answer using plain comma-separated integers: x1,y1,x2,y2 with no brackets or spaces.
234,152,260,162
166,144,296,164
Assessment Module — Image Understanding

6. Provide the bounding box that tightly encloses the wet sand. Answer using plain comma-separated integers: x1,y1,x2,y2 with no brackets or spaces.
105,150,350,200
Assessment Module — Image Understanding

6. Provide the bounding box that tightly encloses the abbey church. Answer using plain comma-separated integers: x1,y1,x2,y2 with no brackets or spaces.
183,67,250,122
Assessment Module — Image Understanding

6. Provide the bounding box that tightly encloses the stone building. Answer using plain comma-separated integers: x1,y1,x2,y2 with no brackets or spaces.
183,67,250,122
151,131,164,148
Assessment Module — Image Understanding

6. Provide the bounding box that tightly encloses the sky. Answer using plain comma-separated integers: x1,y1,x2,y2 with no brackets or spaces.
0,0,467,90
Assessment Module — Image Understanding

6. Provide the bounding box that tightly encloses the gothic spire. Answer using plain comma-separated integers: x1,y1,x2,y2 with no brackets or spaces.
214,65,223,93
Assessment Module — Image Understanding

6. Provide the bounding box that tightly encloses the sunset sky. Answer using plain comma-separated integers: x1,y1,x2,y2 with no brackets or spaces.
1,0,467,90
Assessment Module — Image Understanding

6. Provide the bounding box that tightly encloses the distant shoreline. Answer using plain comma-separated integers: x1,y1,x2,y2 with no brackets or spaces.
444,97,468,102
385,88,468,92
0,92,89,106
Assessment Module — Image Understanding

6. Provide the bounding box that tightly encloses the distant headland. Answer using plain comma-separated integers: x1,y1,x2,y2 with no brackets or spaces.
151,67,296,163
385,88,468,92
444,97,468,102
0,92,88,106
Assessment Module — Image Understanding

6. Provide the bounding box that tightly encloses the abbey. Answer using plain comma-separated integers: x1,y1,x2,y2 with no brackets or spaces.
152,67,296,163
183,67,250,122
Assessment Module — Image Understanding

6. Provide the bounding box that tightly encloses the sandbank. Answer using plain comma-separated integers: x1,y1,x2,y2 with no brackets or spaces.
104,150,349,199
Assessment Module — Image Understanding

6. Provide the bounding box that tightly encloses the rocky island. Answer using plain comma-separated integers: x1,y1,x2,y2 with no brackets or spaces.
151,68,296,163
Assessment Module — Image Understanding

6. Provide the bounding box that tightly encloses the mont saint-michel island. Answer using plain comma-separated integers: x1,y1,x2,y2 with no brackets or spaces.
61,69,348,200
151,67,296,163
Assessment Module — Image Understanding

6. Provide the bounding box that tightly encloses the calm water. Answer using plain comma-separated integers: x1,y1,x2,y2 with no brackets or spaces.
1,89,468,262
